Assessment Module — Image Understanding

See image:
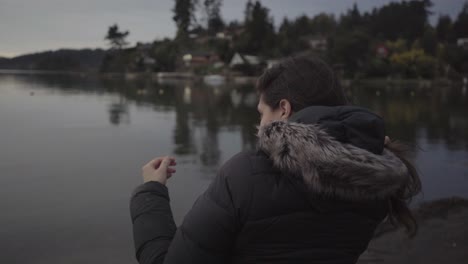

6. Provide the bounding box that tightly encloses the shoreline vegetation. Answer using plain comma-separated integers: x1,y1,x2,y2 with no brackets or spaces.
0,69,461,88
1,1,468,82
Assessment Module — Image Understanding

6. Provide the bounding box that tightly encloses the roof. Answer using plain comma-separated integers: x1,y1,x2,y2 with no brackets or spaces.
229,53,261,67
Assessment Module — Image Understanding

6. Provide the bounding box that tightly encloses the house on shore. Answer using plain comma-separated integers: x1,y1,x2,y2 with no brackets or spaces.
457,38,468,50
303,35,328,51
229,53,261,68
229,53,264,76
182,51,221,67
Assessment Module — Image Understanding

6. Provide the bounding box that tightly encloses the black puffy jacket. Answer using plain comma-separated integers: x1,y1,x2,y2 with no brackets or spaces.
130,105,411,264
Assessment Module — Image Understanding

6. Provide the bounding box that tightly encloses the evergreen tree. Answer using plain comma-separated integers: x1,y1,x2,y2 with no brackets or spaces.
173,0,199,37
454,2,468,38
369,0,432,41
436,15,454,42
238,1,276,56
203,0,225,34
105,24,130,50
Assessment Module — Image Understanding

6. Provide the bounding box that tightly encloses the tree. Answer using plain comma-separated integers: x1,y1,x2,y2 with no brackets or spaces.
421,26,438,56
386,38,408,53
436,15,454,42
203,0,224,34
331,30,371,78
173,0,199,37
369,0,432,41
244,0,254,22
105,24,130,49
310,13,337,36
390,48,437,78
453,2,468,38
339,3,363,31
277,18,294,55
152,39,180,72
238,1,276,56
276,14,336,57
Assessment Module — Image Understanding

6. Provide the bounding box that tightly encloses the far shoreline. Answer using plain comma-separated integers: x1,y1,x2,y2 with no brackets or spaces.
0,69,461,87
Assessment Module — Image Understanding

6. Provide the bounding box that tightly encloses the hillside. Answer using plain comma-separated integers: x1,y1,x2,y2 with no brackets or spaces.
0,49,107,72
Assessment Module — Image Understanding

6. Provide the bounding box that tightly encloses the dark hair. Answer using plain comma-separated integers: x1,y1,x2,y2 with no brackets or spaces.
257,55,422,237
385,140,422,237
256,56,348,111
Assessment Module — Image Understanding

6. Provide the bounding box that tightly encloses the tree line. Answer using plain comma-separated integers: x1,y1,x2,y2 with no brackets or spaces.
159,0,468,78
6,0,464,79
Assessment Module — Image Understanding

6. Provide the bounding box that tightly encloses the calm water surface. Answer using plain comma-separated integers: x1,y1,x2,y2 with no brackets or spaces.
1,73,467,263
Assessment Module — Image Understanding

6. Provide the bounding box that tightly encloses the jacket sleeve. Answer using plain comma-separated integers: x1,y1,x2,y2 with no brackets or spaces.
130,166,242,264
130,181,177,264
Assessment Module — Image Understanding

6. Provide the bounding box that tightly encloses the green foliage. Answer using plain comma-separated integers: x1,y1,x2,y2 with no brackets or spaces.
330,30,371,78
275,13,337,57
436,15,455,42
453,2,468,38
234,1,277,57
203,0,224,34
100,49,136,72
152,39,180,72
421,26,438,56
95,0,468,77
310,13,337,36
390,48,437,78
0,49,106,71
364,58,392,77
214,39,233,63
368,0,432,41
443,44,468,75
338,3,363,31
386,39,408,53
173,0,198,37
277,18,304,55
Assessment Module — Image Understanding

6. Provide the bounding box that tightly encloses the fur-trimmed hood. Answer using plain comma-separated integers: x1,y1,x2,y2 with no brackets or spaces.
256,106,410,200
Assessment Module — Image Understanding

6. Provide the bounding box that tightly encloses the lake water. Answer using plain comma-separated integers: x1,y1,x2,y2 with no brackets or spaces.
1,73,467,264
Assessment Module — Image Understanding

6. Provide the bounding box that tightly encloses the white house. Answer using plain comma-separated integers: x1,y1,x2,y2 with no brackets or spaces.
306,36,328,51
457,38,468,50
229,53,261,67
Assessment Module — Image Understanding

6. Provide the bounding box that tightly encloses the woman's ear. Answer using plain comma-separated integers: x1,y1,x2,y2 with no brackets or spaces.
278,99,292,119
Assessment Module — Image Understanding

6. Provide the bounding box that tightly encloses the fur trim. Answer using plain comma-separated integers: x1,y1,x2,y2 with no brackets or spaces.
257,121,410,200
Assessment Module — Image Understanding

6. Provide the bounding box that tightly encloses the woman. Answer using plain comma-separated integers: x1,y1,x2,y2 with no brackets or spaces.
130,56,421,264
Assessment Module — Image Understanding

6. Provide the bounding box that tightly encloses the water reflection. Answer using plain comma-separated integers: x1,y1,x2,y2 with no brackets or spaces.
99,76,260,172
108,98,130,126
1,73,467,264
11,73,467,153
2,73,468,183
349,82,468,151
10,74,259,170
4,74,467,189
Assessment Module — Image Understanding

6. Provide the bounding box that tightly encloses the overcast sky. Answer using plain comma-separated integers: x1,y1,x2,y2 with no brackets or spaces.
0,0,465,57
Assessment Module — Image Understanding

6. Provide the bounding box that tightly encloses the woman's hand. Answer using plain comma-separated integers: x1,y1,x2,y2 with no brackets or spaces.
384,136,391,146
141,156,177,185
